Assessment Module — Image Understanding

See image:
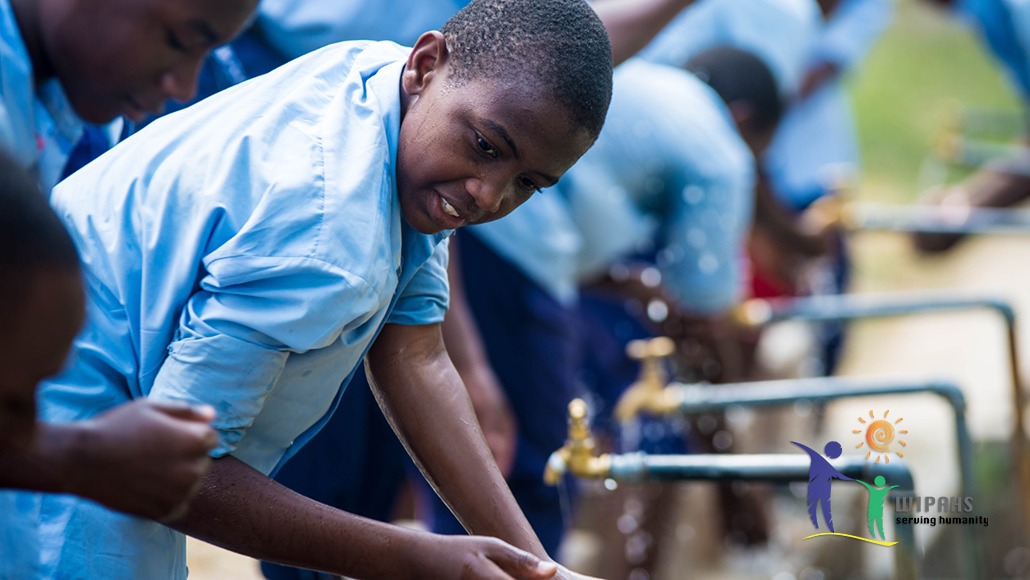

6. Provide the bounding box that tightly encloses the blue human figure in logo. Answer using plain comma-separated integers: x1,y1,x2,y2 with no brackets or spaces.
792,440,853,532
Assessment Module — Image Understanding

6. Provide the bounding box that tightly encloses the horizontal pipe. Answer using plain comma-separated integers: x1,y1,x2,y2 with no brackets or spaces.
736,293,1015,327
844,203,1030,234
669,376,974,568
604,453,919,578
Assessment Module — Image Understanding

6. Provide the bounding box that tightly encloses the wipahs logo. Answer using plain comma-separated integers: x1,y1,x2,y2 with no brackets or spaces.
792,440,899,547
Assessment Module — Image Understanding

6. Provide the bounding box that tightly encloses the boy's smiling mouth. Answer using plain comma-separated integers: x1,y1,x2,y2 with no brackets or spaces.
429,190,470,230
440,195,461,219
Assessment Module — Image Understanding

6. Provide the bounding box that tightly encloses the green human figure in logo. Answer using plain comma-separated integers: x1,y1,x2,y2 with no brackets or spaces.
856,475,899,540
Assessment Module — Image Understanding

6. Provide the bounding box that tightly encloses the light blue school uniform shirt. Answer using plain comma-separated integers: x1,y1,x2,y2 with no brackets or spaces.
638,0,820,97
256,0,471,58
764,0,893,209
558,60,755,314
0,0,85,191
14,40,450,580
956,0,1030,105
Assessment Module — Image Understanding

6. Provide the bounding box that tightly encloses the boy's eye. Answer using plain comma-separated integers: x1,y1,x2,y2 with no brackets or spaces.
166,30,188,52
476,135,498,159
518,177,542,194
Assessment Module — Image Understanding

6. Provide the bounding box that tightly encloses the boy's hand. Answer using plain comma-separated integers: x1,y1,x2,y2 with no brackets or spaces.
63,399,217,520
413,534,559,579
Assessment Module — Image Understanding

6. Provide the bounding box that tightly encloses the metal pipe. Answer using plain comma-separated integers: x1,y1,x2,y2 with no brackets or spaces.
840,203,1030,235
667,375,981,579
938,136,1030,173
734,292,1028,550
603,453,919,579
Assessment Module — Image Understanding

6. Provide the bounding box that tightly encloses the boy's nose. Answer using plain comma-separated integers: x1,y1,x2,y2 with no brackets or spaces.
466,176,506,214
160,56,203,103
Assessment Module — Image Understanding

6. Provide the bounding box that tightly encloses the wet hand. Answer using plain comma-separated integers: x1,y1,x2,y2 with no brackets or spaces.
64,399,217,520
411,534,558,579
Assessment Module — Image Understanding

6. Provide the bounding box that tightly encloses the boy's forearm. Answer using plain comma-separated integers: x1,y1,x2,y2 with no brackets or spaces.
366,323,547,559
169,455,419,579
0,423,79,493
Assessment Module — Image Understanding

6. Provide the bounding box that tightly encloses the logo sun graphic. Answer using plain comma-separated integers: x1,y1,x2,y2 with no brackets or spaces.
853,409,908,463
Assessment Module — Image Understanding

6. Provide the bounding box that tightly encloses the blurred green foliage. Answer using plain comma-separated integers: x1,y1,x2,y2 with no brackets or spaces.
848,0,1023,203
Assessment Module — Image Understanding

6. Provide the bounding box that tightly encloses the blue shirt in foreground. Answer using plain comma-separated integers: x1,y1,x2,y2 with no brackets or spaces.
11,40,450,579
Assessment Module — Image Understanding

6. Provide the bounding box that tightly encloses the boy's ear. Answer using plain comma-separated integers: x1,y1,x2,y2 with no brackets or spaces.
402,31,450,97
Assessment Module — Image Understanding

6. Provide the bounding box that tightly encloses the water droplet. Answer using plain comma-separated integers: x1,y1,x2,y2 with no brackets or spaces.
617,514,639,534
713,430,734,451
682,185,704,205
794,399,813,417
603,478,619,491
646,299,669,323
640,267,662,287
698,252,719,273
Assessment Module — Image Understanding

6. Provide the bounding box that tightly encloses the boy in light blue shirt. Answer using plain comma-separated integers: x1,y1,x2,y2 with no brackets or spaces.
16,0,613,578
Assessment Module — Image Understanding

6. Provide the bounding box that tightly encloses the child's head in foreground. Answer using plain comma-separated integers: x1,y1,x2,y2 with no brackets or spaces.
0,150,84,450
25,0,258,123
396,0,613,234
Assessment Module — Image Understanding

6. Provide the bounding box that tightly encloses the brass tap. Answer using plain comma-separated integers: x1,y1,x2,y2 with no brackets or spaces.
612,337,679,422
799,179,856,233
543,399,611,484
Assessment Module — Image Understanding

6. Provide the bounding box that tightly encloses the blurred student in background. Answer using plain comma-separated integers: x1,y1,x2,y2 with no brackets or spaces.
913,0,1030,253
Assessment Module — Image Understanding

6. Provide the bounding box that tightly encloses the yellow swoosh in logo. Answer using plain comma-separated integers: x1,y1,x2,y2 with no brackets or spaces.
803,532,898,547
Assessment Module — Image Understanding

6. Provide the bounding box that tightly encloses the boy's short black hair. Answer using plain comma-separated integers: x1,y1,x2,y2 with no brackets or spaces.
0,150,80,317
441,0,613,139
686,46,783,133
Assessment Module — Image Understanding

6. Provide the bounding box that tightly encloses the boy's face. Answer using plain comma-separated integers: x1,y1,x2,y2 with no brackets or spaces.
37,0,257,123
396,32,596,235
0,268,83,450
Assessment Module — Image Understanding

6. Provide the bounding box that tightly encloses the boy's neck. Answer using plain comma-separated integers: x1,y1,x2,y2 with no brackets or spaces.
10,0,55,86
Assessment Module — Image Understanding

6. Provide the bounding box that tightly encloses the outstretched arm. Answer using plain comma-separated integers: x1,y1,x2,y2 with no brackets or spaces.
832,469,853,482
790,440,818,458
591,0,696,65
170,454,557,579
366,322,542,553
441,239,517,477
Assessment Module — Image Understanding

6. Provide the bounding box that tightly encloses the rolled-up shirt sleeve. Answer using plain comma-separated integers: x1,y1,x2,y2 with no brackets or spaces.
148,254,375,457
387,237,450,326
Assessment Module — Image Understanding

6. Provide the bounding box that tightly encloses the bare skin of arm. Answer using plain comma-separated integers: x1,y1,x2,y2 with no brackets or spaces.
912,165,1030,253
170,454,557,579
0,400,217,521
169,323,590,579
591,0,696,65
441,238,517,477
